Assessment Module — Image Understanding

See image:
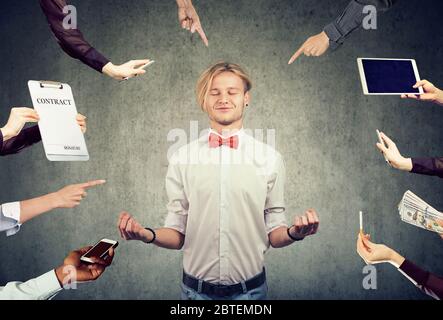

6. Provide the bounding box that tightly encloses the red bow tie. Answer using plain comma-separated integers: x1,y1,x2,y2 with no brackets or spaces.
208,133,239,149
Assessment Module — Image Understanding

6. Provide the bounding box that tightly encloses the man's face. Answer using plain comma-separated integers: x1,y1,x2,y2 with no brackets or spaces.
204,71,250,126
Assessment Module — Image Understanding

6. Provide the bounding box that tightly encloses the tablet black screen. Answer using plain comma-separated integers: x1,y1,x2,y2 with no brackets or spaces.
362,59,420,93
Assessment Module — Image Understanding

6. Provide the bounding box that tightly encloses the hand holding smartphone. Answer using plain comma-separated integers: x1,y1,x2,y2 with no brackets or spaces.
376,129,391,166
80,238,118,263
122,60,155,81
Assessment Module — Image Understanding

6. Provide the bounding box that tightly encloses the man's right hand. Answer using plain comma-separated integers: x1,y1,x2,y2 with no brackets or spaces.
1,107,40,141
117,211,153,243
53,180,106,209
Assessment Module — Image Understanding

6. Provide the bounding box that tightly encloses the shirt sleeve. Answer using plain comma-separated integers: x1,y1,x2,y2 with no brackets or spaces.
411,158,443,179
0,270,62,300
39,0,110,72
264,154,288,234
398,259,443,300
0,125,42,156
323,0,398,50
164,159,189,235
0,202,22,237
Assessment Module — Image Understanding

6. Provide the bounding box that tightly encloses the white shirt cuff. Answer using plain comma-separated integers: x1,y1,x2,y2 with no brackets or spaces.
2,201,21,221
2,202,21,236
34,270,63,299
264,208,287,234
164,212,187,235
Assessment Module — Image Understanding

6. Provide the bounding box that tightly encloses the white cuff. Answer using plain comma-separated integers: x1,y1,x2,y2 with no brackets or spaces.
1,202,21,236
5,226,21,237
164,212,187,235
264,208,287,234
33,270,63,300
2,201,21,221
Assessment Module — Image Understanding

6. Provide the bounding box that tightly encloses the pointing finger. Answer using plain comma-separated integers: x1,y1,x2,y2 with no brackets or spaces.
80,179,106,189
288,45,304,64
196,26,209,46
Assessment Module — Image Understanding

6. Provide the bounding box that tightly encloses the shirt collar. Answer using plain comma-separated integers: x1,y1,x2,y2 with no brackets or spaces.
208,127,245,139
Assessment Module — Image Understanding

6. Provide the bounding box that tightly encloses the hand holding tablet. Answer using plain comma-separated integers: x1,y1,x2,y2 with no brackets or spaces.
357,58,424,95
401,79,443,105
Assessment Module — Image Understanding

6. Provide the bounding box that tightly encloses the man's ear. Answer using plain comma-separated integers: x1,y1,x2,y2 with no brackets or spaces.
244,91,251,107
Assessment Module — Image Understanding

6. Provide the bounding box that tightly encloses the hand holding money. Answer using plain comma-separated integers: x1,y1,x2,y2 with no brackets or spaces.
398,191,443,234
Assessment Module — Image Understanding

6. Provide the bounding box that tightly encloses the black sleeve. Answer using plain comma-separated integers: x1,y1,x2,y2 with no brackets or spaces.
411,158,443,179
0,125,42,156
39,0,110,72
400,259,443,300
323,0,398,50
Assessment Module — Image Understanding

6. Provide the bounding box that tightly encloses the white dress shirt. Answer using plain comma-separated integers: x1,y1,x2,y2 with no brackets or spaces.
0,270,62,300
0,202,21,236
164,128,288,285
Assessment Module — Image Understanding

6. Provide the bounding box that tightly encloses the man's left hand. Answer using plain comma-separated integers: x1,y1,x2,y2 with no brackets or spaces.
289,209,319,240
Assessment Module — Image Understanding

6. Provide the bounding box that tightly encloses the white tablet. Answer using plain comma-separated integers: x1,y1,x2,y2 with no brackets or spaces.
28,80,89,161
357,58,424,95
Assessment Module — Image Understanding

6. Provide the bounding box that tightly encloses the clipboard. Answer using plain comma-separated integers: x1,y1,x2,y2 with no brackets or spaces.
28,80,89,161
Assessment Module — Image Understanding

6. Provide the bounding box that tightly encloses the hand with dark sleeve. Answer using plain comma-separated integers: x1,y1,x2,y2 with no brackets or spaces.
1,108,87,156
323,0,397,50
39,0,151,80
357,232,443,300
399,259,443,300
0,125,41,156
0,107,41,156
375,131,443,179
39,0,109,72
411,158,443,179
288,0,398,63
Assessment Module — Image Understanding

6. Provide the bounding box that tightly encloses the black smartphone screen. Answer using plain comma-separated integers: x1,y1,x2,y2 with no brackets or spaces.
84,241,114,259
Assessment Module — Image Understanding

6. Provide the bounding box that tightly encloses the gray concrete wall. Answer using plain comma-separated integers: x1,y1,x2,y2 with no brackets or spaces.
1,0,442,299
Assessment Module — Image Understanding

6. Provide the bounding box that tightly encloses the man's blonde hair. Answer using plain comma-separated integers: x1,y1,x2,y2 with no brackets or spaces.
196,61,252,111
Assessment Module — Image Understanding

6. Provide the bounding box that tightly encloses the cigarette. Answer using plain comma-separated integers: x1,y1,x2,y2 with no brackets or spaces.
359,211,363,235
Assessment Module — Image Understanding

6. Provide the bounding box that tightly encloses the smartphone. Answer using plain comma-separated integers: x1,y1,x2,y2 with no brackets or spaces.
376,129,391,166
122,60,155,81
80,238,118,263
